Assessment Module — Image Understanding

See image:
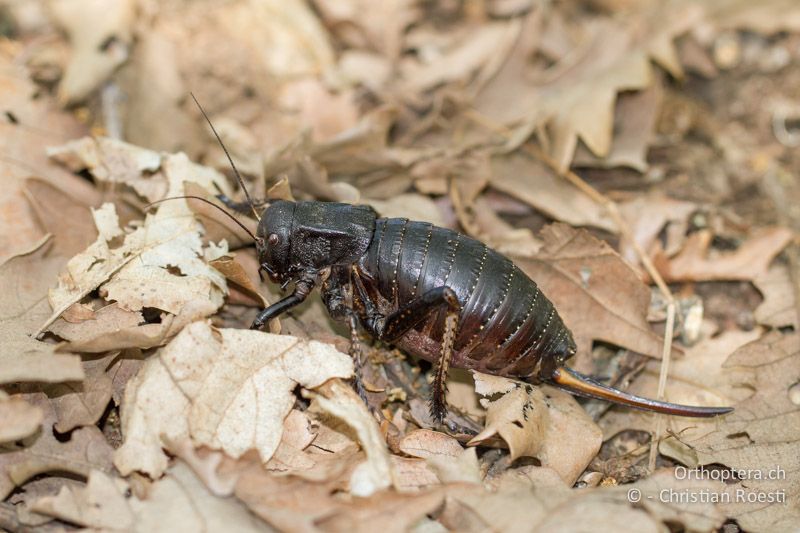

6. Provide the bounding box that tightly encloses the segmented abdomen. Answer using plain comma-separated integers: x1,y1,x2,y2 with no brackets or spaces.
359,218,576,379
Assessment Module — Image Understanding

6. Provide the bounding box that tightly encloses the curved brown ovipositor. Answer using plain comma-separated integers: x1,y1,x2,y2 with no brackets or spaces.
551,366,733,418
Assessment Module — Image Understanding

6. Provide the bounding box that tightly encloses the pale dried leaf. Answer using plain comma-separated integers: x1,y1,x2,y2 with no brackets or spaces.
277,79,360,142
133,462,270,532
618,193,697,267
659,331,800,531
490,153,616,233
401,21,521,92
47,355,115,433
313,0,418,58
0,46,93,263
48,303,147,352
389,456,441,492
47,136,230,203
116,28,199,154
30,470,134,530
754,265,799,330
49,0,135,105
44,147,231,347
653,227,793,282
31,464,269,532
425,447,482,485
0,396,44,444
0,395,114,500
475,5,701,167
398,429,464,460
572,81,663,171
264,410,318,473
313,379,393,496
0,237,83,385
369,194,446,227
469,373,602,485
23,178,98,257
114,321,353,477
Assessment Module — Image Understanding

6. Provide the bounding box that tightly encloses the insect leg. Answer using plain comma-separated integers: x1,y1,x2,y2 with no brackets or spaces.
348,314,368,403
251,278,314,330
322,267,368,397
430,309,459,423
378,287,461,423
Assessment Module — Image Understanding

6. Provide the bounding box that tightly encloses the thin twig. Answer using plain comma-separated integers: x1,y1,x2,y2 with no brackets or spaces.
649,301,675,471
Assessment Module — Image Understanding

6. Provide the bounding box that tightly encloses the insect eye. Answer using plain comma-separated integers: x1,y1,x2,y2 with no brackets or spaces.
268,233,279,246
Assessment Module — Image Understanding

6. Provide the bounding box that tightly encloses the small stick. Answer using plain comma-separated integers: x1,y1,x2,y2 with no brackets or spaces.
649,301,675,471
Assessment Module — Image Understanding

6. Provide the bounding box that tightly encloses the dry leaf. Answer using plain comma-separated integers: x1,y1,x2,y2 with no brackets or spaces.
658,331,800,531
49,0,135,105
0,394,114,500
47,354,115,433
0,46,93,263
398,429,464,460
515,223,667,366
368,193,446,227
23,178,98,258
397,429,479,485
0,237,83,385
313,0,418,59
653,227,793,282
31,465,268,532
425,447,482,485
234,454,444,533
116,27,200,155
43,145,231,348
389,456,440,492
48,303,148,353
618,192,697,268
400,21,521,92
572,81,663,171
264,409,319,473
475,5,699,168
29,469,134,530
0,396,44,444
209,255,269,309
754,265,799,330
5,476,85,528
453,196,543,259
277,78,360,143
47,136,231,204
490,153,616,233
182,440,395,532
312,379,393,496
468,372,602,485
114,321,353,477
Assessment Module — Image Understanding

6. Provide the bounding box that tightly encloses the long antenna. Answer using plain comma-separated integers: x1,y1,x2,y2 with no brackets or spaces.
190,92,261,222
146,195,259,243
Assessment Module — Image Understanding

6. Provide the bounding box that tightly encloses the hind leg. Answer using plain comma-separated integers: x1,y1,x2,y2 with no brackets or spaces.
378,287,461,423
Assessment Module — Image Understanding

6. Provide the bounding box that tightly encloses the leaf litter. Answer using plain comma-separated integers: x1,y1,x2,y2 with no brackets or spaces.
1,0,800,531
